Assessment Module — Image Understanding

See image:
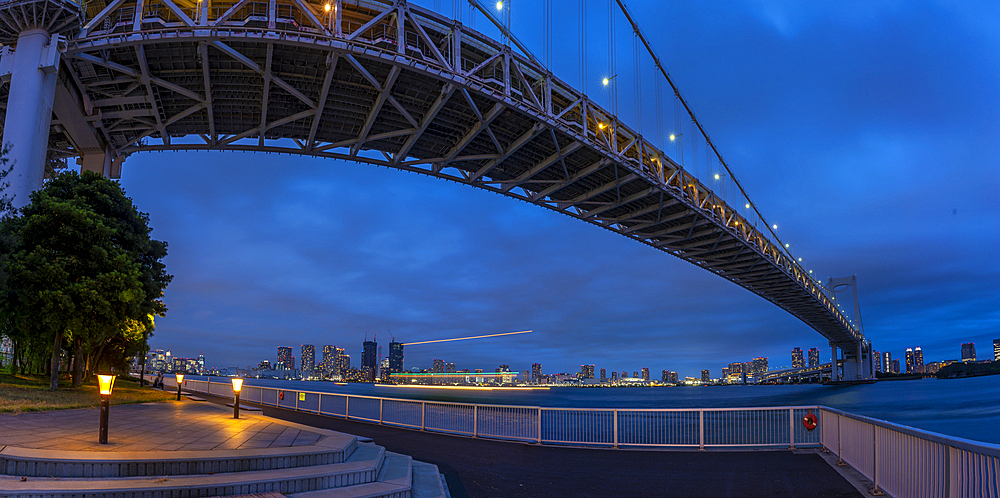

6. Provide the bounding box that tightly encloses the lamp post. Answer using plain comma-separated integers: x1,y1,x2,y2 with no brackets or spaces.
232,378,244,419
97,374,116,444
175,373,184,401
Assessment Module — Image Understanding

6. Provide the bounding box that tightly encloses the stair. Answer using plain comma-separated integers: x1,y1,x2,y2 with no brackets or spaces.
0,441,448,498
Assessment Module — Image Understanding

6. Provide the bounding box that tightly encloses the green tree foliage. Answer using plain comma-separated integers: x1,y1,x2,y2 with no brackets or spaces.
0,171,171,388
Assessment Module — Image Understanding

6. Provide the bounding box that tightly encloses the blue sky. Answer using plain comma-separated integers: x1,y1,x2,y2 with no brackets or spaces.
124,0,1000,377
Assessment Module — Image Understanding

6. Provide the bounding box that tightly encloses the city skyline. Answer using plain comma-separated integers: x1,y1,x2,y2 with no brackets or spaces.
133,1,998,376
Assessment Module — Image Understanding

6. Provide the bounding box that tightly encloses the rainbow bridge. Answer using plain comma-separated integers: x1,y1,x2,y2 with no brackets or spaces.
0,0,873,380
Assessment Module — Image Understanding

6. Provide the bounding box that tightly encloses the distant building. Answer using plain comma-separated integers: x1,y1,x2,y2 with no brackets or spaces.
197,354,205,375
791,348,804,369
641,368,649,382
633,371,638,379
362,339,377,381
521,370,529,384
301,345,315,378
322,345,338,377
701,369,710,382
892,359,900,374
881,352,891,374
432,359,445,373
994,339,1000,362
611,371,618,382
531,363,541,382
808,348,819,367
277,346,294,370
388,341,404,376
600,368,606,383
445,362,456,373
961,343,976,362
874,351,883,373
914,347,924,372
905,348,914,374
581,365,595,379
728,362,743,374
258,360,272,370
752,357,768,374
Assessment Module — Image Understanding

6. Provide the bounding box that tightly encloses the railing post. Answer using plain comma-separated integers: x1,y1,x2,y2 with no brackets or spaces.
789,408,795,449
295,391,299,411
613,409,619,448
837,413,846,466
421,401,425,430
379,398,383,424
346,395,350,419
318,393,322,414
473,405,478,437
871,424,884,496
537,407,542,444
699,410,705,450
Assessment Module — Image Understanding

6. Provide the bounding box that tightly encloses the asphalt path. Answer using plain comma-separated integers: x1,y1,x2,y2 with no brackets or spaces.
190,390,863,497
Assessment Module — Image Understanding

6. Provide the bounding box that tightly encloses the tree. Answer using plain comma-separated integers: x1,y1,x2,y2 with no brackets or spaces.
2,171,171,388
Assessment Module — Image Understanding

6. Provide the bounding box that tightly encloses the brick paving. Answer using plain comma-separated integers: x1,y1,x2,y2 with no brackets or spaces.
0,401,325,452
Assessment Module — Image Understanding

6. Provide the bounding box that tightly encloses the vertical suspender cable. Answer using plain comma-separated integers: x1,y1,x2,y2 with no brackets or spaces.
608,0,616,117
634,32,640,136
580,0,586,95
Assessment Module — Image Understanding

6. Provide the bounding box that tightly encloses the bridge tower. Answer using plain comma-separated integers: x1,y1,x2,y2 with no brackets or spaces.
0,0,84,207
827,275,874,382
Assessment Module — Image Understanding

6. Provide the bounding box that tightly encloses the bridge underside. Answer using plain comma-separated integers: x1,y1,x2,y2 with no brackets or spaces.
0,0,867,358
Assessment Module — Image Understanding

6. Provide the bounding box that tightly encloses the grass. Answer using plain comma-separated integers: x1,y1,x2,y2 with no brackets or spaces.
0,373,175,414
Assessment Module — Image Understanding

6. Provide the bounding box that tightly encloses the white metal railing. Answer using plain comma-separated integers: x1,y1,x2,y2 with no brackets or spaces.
153,376,1000,497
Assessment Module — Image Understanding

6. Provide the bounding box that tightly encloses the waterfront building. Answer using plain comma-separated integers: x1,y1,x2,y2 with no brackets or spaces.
962,343,976,362
522,370,529,384
322,345,337,377
621,371,627,380
727,362,743,374
752,357,768,374
337,348,348,372
362,340,377,381
633,371,638,379
302,345,316,378
197,354,205,375
611,371,618,382
914,347,924,372
277,346,294,370
881,352,892,374
432,359,445,373
600,368,606,383
446,362,456,373
906,348,914,374
701,369,710,382
581,364,595,379
892,359,900,374
641,368,649,382
995,339,1000,361
874,351,883,373
808,347,819,367
722,367,729,378
532,363,541,382
258,360,272,370
388,341,404,375
792,348,804,369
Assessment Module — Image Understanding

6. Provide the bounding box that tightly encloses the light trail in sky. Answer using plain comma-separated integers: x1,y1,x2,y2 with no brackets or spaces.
402,330,532,346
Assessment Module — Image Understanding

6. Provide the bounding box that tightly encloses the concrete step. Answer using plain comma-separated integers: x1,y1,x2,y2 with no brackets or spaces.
0,446,385,498
286,451,411,498
409,461,447,498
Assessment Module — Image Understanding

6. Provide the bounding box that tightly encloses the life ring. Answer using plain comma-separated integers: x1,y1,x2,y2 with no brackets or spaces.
802,413,818,431
279,391,284,400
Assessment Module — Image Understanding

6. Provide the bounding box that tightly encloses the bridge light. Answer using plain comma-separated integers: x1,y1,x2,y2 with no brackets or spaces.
496,1,503,10
784,243,789,248
598,122,606,129
324,2,330,11
809,270,813,273
670,134,675,141
772,224,778,230
714,173,720,180
745,203,750,209
798,257,802,262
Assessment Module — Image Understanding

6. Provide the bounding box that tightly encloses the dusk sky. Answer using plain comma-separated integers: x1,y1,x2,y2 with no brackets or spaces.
118,0,999,378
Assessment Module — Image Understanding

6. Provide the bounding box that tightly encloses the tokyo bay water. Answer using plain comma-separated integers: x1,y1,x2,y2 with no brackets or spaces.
187,375,1000,446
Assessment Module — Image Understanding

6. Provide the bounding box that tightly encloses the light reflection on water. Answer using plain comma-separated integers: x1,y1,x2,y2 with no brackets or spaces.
199,374,1000,445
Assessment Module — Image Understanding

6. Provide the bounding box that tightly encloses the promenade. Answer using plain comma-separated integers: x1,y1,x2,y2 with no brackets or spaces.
0,391,867,497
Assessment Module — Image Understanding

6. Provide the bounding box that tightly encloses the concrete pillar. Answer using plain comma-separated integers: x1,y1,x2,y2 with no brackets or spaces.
0,29,60,208
830,345,839,382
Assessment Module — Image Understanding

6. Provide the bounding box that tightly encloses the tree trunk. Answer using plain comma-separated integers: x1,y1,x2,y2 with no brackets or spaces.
49,332,61,389
90,342,108,379
139,331,148,386
73,336,84,387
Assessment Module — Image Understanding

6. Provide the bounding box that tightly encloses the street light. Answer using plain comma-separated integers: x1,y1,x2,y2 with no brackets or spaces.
175,373,184,401
232,378,244,419
97,374,116,444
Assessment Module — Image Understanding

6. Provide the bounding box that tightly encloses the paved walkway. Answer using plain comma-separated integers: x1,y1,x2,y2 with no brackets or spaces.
0,401,325,452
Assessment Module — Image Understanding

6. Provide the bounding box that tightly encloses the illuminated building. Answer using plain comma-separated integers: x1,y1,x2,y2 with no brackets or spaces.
388,341,404,376
600,368,606,383
995,339,1000,361
905,348,914,373
914,347,924,372
531,363,541,382
791,348,804,369
277,346,293,370
881,352,891,374
633,372,638,379
728,362,743,374
874,351,883,373
752,357,768,374
432,359,445,373
257,360,272,370
301,345,315,378
611,371,618,382
339,352,350,371
362,339,377,381
661,370,670,382
641,368,649,382
197,354,205,375
701,369,709,382
892,359,900,374
521,370,529,384
581,365,594,379
446,362,456,373
961,343,976,362
808,348,819,367
322,345,338,377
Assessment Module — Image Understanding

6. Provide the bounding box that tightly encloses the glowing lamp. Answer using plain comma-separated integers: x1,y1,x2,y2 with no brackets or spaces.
175,373,185,401
745,203,750,209
98,374,116,396
496,1,502,10
602,77,609,86
669,134,675,141
232,378,244,419
324,3,330,11
714,173,720,180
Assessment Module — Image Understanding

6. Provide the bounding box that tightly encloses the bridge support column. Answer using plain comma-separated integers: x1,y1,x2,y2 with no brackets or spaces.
830,344,839,382
0,29,61,208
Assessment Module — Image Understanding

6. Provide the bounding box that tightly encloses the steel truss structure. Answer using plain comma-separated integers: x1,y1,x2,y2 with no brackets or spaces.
0,0,870,365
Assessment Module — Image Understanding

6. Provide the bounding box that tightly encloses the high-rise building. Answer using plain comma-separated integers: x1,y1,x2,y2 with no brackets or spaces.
752,357,769,374
961,343,976,362
701,369,710,382
362,339,377,381
633,371,638,379
892,359,900,374
881,352,891,375
600,368,606,383
641,368,649,382
661,370,671,382
581,365,594,379
905,348,914,374
322,345,338,377
521,370,529,384
340,353,350,371
791,348,804,369
611,371,618,382
432,359,445,373
728,362,743,374
808,348,819,367
994,339,1000,361
387,341,404,376
301,345,315,378
197,354,205,374
669,371,678,383
914,347,924,372
277,346,293,370
531,363,541,382
874,351,883,373
446,362,456,373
